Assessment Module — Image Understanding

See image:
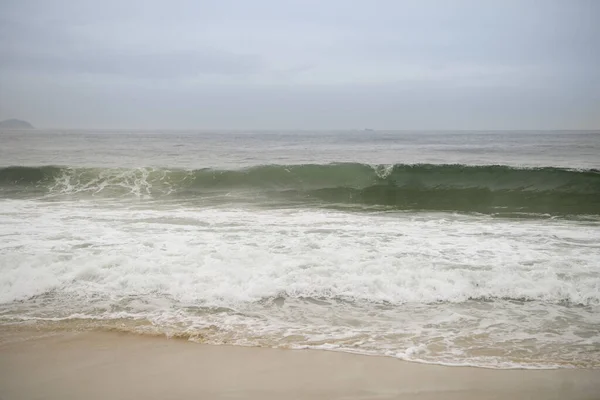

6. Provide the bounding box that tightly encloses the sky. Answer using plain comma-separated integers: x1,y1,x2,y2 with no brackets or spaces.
0,0,598,129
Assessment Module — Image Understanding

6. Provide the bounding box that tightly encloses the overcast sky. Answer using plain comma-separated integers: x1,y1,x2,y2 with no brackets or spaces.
0,0,598,129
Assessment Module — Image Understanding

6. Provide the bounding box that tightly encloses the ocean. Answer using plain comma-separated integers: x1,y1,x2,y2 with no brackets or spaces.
1,130,599,369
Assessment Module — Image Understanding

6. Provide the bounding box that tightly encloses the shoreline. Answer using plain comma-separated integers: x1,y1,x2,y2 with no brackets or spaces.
1,330,599,400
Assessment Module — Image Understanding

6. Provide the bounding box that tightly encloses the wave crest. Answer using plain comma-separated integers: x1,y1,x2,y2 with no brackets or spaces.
1,163,599,215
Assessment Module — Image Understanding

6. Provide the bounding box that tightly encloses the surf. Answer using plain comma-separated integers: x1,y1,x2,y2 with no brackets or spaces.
1,163,599,216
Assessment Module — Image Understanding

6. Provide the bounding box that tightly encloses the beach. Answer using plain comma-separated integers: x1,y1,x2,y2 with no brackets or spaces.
1,130,599,398
2,0,599,397
1,330,599,400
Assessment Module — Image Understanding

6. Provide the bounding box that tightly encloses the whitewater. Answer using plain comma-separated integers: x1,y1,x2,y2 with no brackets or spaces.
1,130,599,369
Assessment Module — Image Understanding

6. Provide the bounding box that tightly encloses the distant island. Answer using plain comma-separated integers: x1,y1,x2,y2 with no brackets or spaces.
0,119,34,129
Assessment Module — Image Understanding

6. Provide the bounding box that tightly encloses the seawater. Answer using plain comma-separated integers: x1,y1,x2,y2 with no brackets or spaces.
1,130,599,368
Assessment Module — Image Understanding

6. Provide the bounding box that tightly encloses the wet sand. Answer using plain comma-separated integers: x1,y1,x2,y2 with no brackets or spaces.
0,331,598,400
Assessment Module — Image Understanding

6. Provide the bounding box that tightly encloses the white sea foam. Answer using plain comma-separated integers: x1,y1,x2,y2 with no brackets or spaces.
1,198,599,368
48,167,158,198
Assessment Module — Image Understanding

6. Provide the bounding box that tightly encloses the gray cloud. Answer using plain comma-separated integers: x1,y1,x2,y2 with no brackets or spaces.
0,0,598,129
0,48,264,78
0,8,264,78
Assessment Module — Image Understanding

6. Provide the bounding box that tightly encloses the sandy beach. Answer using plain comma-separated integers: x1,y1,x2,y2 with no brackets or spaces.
0,330,598,400
3,0,600,396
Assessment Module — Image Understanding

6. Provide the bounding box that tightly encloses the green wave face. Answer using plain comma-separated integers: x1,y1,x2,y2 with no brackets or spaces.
1,163,599,215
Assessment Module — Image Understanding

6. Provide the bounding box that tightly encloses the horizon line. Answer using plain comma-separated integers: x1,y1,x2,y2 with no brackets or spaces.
3,127,599,132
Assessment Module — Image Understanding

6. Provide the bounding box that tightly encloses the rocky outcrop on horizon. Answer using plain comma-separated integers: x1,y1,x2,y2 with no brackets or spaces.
0,119,34,129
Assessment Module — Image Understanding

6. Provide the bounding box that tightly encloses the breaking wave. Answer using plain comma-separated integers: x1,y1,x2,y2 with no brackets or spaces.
1,163,599,215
